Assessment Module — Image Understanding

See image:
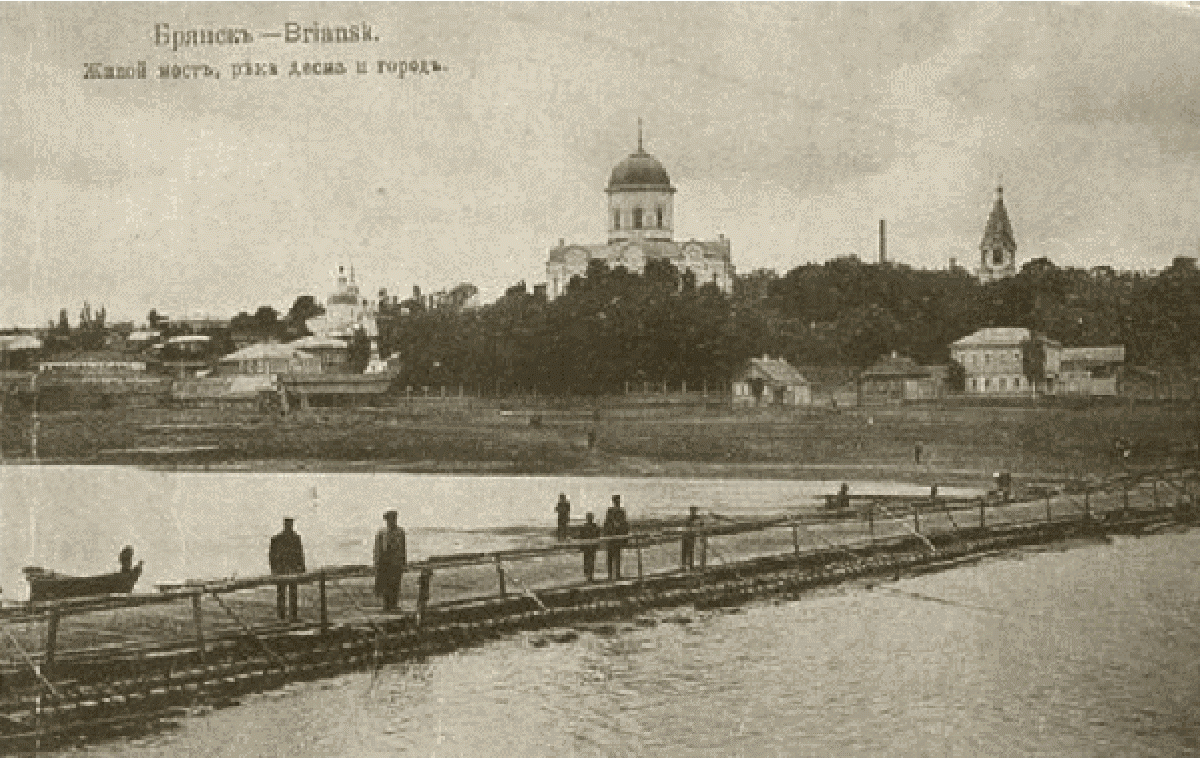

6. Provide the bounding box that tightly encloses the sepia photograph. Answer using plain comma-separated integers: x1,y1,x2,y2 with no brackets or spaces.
1,2,1198,755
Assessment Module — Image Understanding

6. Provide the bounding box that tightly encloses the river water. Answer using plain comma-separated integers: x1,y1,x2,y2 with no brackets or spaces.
0,466,976,596
3,467,1198,756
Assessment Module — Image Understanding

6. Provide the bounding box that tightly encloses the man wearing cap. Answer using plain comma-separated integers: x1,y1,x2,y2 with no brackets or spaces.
681,506,701,571
577,511,601,582
269,517,305,621
374,510,407,612
555,493,571,541
602,495,630,581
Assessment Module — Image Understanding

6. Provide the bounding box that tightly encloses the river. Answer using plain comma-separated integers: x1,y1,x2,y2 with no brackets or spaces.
3,467,1197,756
1,465,976,597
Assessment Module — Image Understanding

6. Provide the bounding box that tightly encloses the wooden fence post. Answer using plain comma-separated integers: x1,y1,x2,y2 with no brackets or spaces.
495,558,507,596
791,522,802,563
191,593,206,665
868,501,875,544
1123,483,1129,515
1046,493,1052,523
699,533,708,570
1084,488,1092,520
318,572,329,636
979,498,986,529
913,502,921,534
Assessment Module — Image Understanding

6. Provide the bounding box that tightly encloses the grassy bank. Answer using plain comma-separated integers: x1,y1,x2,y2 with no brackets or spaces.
2,397,1197,483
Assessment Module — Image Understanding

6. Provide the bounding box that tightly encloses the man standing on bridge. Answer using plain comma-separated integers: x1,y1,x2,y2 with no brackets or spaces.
269,517,305,621
555,493,572,541
577,512,601,581
681,506,701,571
374,510,407,612
603,495,630,581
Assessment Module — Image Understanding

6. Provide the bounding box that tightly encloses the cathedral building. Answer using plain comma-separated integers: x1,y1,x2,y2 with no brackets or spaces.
977,186,1018,282
546,127,735,299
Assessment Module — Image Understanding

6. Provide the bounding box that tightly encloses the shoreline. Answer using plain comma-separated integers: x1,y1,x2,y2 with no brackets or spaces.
0,454,1058,486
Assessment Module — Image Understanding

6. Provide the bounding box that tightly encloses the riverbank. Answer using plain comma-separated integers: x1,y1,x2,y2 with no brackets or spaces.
2,398,1196,484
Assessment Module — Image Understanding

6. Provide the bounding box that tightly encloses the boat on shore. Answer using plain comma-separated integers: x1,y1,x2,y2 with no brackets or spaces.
22,563,143,602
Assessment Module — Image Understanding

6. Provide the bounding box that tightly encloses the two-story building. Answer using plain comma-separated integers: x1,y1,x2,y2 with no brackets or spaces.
950,328,1055,394
951,328,1124,396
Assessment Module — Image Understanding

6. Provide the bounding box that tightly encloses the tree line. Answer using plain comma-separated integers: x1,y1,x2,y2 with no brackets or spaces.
378,255,1199,395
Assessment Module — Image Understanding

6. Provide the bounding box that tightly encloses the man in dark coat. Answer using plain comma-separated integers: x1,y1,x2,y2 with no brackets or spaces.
603,495,629,581
681,506,701,571
577,511,601,582
555,493,571,541
374,510,407,612
269,517,305,621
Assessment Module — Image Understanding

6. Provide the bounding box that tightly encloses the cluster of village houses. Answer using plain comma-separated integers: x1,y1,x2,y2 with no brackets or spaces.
0,131,1130,411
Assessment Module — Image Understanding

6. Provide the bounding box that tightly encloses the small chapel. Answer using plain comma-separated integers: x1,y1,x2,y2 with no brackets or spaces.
545,124,735,298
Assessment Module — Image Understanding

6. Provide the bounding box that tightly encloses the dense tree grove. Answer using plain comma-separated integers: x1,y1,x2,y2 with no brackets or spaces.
378,256,1200,395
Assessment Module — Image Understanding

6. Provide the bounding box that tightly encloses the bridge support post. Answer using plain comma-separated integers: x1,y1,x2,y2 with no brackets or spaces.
44,610,59,676
191,593,206,666
418,569,432,624
318,572,328,636
635,538,643,584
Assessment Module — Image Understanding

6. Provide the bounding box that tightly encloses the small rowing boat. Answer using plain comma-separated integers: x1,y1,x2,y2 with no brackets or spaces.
23,563,143,603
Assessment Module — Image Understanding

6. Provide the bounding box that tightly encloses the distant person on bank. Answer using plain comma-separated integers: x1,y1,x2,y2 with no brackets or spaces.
577,511,601,582
603,495,630,581
374,510,407,612
555,493,571,541
269,517,305,621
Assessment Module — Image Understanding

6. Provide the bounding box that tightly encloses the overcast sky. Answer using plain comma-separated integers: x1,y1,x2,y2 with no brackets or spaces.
3,2,1200,326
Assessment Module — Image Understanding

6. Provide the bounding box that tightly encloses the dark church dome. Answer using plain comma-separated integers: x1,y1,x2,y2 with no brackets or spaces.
607,150,672,190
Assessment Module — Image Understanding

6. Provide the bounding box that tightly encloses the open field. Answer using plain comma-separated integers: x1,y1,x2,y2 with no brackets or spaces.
2,396,1197,483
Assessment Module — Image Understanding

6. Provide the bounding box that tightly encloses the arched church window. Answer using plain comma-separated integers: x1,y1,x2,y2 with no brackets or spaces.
613,210,621,230
633,208,643,229
656,208,664,228
993,249,1004,265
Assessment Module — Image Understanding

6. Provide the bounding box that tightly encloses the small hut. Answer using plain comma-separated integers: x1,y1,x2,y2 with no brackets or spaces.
731,356,811,406
288,335,350,374
215,343,321,377
857,352,945,404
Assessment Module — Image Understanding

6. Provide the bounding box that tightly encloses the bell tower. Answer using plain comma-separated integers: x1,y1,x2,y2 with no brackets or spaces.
978,186,1017,282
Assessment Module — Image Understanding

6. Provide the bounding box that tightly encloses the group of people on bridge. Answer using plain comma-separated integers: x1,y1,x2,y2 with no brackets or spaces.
554,494,705,582
268,510,407,621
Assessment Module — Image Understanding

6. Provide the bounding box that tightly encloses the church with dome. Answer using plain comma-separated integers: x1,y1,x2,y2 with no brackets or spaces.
545,126,735,299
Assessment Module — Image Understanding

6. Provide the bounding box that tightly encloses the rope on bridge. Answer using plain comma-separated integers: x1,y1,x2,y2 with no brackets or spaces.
210,593,285,670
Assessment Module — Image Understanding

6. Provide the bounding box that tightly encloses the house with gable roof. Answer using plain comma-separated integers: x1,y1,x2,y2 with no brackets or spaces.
731,356,811,406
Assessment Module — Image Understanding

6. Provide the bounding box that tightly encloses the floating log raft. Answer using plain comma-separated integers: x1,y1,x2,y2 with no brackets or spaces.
0,466,1195,751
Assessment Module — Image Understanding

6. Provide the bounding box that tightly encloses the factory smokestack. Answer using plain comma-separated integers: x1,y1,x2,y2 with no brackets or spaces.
879,219,886,264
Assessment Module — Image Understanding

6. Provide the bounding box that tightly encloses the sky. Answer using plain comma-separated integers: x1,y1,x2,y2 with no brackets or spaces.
3,2,1200,327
